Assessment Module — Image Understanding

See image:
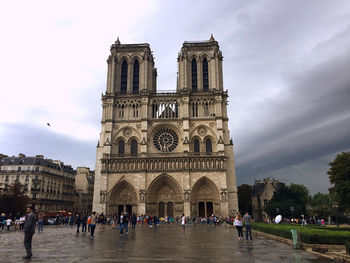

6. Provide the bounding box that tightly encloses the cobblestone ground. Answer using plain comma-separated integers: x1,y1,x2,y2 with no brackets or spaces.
0,224,332,263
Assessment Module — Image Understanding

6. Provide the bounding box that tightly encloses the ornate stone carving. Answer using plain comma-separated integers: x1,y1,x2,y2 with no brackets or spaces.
136,124,141,130
209,122,215,128
103,138,111,146
139,189,146,202
184,190,190,201
100,190,107,203
123,128,132,137
198,127,207,137
220,189,227,201
176,121,183,128
190,123,196,129
113,124,120,131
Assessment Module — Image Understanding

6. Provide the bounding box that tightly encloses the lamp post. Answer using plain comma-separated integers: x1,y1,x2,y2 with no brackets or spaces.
290,206,294,220
332,202,339,227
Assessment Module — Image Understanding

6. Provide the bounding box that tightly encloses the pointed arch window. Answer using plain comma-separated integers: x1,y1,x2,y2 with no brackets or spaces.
131,139,138,156
133,60,139,94
205,138,212,155
118,140,125,155
120,60,128,94
203,58,209,91
192,58,197,92
194,138,200,154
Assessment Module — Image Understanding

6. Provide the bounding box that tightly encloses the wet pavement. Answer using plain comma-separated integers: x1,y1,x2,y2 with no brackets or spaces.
0,224,332,262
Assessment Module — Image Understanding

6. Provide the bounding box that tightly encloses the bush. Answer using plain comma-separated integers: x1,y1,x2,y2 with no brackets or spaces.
252,223,350,245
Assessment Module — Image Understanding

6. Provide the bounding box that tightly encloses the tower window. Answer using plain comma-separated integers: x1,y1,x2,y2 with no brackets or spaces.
118,140,125,155
194,138,200,154
121,60,128,94
192,59,197,92
133,60,139,94
205,138,212,155
203,58,209,91
131,139,138,156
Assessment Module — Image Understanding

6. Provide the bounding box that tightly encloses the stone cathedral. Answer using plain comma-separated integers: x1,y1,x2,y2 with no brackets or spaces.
92,35,239,218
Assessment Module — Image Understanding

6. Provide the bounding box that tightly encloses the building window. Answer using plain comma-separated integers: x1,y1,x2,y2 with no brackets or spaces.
118,140,125,155
25,175,29,181
204,102,209,116
192,59,197,92
5,175,9,181
203,58,209,91
194,138,200,154
120,60,128,94
131,139,138,156
133,60,139,94
35,166,39,171
119,104,125,119
205,138,212,155
17,166,21,172
16,175,19,181
192,102,198,117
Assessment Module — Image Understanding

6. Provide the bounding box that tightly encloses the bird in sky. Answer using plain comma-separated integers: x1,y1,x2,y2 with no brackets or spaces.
47,123,51,127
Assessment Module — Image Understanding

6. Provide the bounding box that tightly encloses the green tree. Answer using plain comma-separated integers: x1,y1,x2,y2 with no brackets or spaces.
237,184,252,215
328,152,350,213
307,192,333,219
0,181,29,215
264,184,309,218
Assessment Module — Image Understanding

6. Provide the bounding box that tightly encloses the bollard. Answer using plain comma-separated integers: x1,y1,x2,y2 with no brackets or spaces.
290,229,298,249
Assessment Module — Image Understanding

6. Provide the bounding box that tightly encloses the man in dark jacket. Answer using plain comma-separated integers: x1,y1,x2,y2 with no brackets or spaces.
23,206,36,259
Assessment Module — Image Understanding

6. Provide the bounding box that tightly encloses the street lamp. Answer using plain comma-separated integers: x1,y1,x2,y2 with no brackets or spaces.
290,206,294,220
331,202,339,227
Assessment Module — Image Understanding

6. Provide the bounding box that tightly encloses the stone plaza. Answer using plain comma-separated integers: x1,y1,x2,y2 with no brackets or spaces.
0,224,331,262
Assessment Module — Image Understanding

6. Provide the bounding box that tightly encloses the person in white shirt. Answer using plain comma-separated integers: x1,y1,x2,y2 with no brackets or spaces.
181,214,186,231
234,214,243,240
6,218,12,231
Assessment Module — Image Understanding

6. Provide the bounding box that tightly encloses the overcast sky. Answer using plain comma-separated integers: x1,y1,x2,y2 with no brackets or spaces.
1,0,350,194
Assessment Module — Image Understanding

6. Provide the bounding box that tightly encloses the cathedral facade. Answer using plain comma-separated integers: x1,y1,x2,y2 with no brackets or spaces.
92,36,238,218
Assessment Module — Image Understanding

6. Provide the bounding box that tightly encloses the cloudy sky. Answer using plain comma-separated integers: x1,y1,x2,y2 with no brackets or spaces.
1,0,350,194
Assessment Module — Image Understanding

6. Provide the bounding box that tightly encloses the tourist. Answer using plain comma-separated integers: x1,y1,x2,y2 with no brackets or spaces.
38,212,44,233
0,213,5,230
6,217,12,231
119,213,124,236
243,212,252,241
131,213,137,229
234,214,243,240
81,214,88,232
75,214,81,233
90,211,98,238
123,211,129,234
19,215,25,230
23,206,36,259
181,213,186,231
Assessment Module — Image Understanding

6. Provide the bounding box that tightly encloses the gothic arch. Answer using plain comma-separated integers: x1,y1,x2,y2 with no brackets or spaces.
130,54,142,64
146,174,183,217
191,176,220,217
190,124,216,140
117,54,131,64
112,126,141,143
199,52,211,62
107,180,138,215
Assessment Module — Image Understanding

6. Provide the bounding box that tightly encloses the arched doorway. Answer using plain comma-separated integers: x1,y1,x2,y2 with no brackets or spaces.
108,180,138,216
191,177,220,217
146,174,183,217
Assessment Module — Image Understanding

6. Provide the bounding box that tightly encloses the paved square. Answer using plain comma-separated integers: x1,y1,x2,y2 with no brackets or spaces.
0,224,331,262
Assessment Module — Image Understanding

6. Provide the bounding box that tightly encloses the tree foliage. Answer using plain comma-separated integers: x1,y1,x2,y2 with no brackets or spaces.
237,184,252,215
264,184,309,218
328,152,350,213
308,192,333,219
0,181,29,215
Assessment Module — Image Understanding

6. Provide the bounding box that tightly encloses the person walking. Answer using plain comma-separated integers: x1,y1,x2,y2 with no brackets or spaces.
90,212,98,238
243,212,252,241
75,214,81,233
234,214,243,240
38,212,44,233
123,211,129,234
119,213,124,236
181,213,186,232
0,213,5,230
81,214,87,232
6,217,12,231
23,206,36,259
131,213,137,230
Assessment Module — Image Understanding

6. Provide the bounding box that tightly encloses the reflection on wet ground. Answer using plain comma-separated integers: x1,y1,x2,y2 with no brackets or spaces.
0,224,331,262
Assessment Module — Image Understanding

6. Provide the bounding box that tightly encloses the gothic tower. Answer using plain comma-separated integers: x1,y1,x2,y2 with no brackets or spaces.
93,36,238,217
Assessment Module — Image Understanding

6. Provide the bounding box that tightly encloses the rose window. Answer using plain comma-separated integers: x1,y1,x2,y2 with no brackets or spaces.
153,128,178,152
